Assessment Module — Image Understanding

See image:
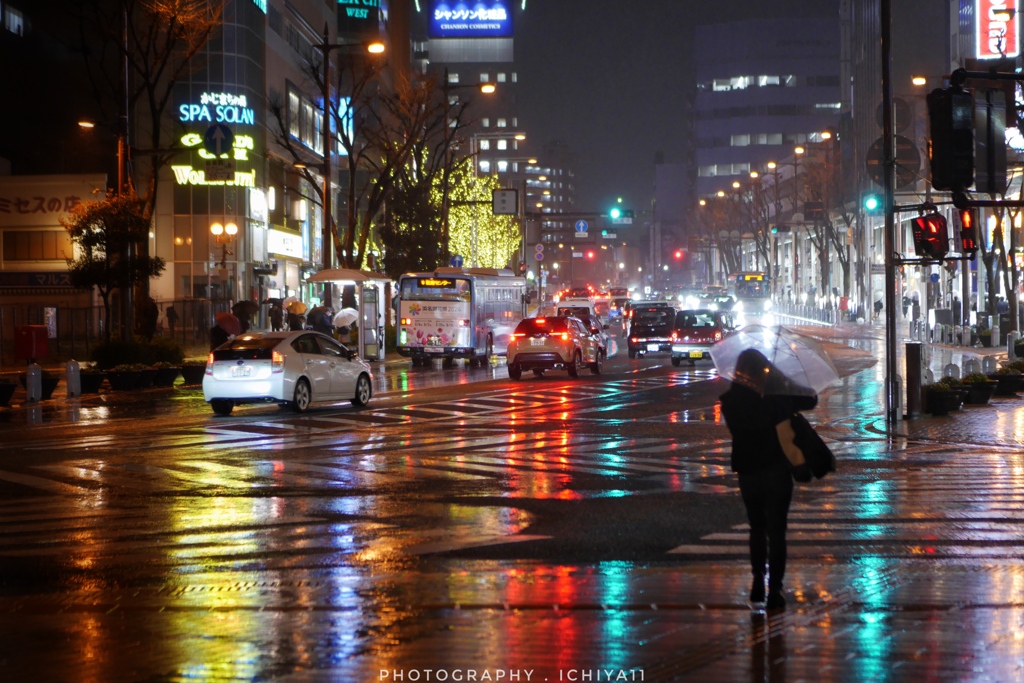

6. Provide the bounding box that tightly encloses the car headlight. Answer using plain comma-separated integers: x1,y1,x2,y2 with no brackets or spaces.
733,301,744,312
763,299,773,311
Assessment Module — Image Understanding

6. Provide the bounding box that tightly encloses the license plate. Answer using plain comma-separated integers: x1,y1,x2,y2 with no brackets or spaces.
647,343,660,352
530,338,545,346
230,366,252,377
689,350,704,359
425,347,443,353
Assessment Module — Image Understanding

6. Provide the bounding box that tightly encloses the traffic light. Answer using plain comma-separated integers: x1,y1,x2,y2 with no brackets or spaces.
609,207,621,220
673,249,684,260
927,86,975,192
586,250,595,260
863,193,881,213
958,208,978,258
911,213,949,260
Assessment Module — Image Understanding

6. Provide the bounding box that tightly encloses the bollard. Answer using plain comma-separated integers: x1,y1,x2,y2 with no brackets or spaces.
25,362,43,403
964,358,982,375
893,374,903,421
66,359,81,397
905,342,923,418
943,363,960,380
983,356,998,374
1008,331,1020,359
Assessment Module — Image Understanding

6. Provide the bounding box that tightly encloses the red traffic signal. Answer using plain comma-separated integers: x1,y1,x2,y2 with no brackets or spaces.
673,249,684,260
958,208,978,258
585,250,595,260
911,213,949,260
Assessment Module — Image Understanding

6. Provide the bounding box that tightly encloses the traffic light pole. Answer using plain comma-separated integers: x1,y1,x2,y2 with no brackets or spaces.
882,0,900,432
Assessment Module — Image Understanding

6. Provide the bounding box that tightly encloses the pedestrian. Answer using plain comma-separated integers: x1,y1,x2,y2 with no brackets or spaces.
911,293,921,322
719,348,817,611
210,323,230,351
873,298,883,320
902,294,910,318
287,311,304,331
269,303,283,332
165,304,179,336
138,297,159,341
337,325,351,344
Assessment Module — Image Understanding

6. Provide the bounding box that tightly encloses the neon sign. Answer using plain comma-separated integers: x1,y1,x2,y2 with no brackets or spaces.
180,133,255,160
171,166,256,187
428,1,512,38
178,92,256,126
977,0,1019,59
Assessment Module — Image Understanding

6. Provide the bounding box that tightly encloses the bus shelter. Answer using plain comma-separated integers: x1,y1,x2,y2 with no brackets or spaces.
307,268,391,361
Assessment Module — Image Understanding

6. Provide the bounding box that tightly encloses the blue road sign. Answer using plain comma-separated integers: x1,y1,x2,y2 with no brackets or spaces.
450,254,464,268
203,124,234,157
575,220,589,233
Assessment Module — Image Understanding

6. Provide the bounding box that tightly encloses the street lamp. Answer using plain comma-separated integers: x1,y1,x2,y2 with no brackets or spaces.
316,25,385,309
210,220,238,269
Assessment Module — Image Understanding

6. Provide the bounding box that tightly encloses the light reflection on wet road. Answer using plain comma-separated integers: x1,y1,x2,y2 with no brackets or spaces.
4,329,1024,681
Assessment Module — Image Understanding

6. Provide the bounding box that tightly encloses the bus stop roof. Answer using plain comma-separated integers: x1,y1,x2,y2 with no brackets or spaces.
307,268,390,283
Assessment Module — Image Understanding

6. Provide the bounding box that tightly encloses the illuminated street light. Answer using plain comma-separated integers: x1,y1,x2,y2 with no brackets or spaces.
911,75,927,86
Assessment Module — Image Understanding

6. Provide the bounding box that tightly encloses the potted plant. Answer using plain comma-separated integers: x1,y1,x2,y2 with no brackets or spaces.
135,364,159,389
179,360,208,386
936,376,968,407
961,372,999,405
79,365,107,394
19,370,60,400
106,364,144,391
921,383,962,416
989,367,1024,396
0,377,17,406
151,361,181,388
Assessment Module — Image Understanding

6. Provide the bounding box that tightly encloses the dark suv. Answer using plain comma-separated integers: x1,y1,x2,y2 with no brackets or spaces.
627,303,677,358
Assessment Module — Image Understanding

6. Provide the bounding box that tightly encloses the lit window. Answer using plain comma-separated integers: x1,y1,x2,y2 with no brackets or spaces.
480,72,489,82
730,134,750,147
767,133,782,145
497,139,507,150
448,71,460,84
4,6,24,35
698,165,717,177
497,118,507,127
759,75,781,86
712,79,732,92
512,72,517,82
497,73,506,83
497,161,508,172
482,118,490,127
479,160,491,173
479,140,490,151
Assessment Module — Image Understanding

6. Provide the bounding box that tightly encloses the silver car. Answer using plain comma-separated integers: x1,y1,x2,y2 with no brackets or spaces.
202,331,373,416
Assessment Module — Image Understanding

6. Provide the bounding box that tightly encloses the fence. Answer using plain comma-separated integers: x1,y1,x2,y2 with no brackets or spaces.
772,302,840,327
0,299,236,366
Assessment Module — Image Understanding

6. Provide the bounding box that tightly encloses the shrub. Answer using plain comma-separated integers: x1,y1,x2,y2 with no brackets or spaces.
90,337,184,369
963,373,993,383
996,366,1022,375
1007,359,1024,373
937,376,962,388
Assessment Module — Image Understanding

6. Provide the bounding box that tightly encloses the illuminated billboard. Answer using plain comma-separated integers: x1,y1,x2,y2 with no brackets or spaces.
429,1,513,38
977,0,1019,59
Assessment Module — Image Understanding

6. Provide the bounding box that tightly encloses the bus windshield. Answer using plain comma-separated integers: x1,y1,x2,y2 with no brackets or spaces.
732,274,769,300
400,277,471,302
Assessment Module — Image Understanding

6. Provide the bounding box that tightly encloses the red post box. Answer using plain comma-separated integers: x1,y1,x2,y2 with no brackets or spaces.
14,325,49,362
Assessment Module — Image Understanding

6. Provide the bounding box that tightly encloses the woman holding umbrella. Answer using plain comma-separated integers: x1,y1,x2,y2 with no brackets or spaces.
211,312,241,351
718,347,818,611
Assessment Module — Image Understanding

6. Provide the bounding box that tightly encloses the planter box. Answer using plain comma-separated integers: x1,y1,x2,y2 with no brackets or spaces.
179,365,206,386
152,367,181,388
964,381,998,405
135,368,158,389
79,373,106,394
988,373,1023,396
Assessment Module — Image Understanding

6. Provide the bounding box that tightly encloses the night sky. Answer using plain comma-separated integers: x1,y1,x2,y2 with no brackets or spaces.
515,0,845,214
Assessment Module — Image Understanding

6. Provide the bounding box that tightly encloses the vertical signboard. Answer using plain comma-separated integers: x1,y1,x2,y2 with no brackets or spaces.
977,0,1020,59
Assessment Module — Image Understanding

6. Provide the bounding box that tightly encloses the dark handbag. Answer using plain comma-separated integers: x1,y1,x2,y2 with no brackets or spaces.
790,413,836,479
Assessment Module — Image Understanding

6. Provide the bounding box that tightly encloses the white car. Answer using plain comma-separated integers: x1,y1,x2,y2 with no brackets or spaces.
202,331,373,416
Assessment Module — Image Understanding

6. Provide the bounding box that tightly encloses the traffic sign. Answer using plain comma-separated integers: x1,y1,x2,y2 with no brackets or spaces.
534,243,544,261
450,254,464,267
203,123,234,157
575,220,589,234
205,159,234,181
866,135,921,189
492,189,518,215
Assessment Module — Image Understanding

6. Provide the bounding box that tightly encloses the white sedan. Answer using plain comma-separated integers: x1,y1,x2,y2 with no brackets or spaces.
202,331,373,416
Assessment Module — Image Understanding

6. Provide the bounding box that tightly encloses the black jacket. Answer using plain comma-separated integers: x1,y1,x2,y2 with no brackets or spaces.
719,384,817,473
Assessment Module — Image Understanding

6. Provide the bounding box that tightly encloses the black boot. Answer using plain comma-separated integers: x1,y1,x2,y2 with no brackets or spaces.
766,588,786,610
749,574,765,603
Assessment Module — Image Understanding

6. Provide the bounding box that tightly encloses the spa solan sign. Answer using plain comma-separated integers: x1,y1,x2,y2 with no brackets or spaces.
172,92,258,187
977,0,1019,59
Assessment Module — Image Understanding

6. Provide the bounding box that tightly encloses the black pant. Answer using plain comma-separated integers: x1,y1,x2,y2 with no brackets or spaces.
738,464,793,590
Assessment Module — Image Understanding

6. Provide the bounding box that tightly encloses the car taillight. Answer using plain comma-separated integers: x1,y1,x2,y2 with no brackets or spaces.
205,352,214,375
271,350,285,372
715,332,722,341
670,332,678,341
560,332,569,340
512,333,525,338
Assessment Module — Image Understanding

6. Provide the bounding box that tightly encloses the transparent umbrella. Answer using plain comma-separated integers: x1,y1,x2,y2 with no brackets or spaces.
709,325,840,396
333,308,358,328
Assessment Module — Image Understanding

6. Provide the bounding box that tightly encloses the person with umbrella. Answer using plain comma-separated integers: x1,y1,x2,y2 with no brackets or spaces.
269,301,284,332
211,312,241,351
285,299,307,331
307,305,334,336
333,308,358,344
718,348,817,611
232,301,258,333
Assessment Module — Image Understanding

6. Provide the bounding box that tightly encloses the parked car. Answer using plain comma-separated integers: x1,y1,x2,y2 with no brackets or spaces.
507,316,603,379
202,331,373,416
670,309,734,367
627,302,678,358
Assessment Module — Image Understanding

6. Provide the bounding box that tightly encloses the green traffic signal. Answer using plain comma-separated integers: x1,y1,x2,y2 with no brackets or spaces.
863,194,881,212
609,207,622,220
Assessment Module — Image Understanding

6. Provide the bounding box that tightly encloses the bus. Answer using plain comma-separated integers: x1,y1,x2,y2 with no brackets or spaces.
728,271,772,319
396,267,528,367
